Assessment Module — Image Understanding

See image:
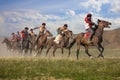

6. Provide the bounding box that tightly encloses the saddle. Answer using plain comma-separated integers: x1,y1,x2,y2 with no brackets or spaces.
54,34,62,44
81,32,91,44
83,32,90,38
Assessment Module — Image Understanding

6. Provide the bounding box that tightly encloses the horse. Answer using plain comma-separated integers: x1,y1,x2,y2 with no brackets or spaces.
2,37,12,50
35,30,53,56
67,19,111,59
21,35,32,54
28,34,37,54
45,30,74,57
10,38,21,52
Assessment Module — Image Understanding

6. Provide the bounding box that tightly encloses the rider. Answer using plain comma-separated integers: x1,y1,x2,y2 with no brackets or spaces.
29,29,35,37
20,27,29,49
16,31,21,41
57,24,68,34
11,33,18,46
11,33,18,42
84,13,95,43
34,22,46,44
54,24,69,44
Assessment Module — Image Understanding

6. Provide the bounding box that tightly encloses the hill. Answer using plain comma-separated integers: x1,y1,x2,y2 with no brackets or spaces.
103,28,120,48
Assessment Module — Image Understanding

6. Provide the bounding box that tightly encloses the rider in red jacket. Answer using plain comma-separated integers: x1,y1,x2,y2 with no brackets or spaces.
20,27,29,49
84,13,95,42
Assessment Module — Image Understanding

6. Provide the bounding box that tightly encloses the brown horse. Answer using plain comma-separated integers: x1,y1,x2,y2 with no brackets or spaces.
67,19,111,59
45,30,74,57
10,37,22,52
2,37,12,50
28,34,37,54
35,30,53,56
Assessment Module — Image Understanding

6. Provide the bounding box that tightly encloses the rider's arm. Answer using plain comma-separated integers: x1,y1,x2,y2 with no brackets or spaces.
33,27,39,30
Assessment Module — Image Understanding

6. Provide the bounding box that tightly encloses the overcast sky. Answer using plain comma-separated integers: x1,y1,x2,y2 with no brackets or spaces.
0,0,120,36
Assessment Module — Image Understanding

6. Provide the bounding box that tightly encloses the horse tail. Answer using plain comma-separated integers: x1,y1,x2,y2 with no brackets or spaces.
45,37,55,48
67,33,84,49
67,38,76,49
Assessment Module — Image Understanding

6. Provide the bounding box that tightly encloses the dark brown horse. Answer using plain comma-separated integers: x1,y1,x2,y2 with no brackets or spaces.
35,30,53,56
67,19,111,59
10,38,21,52
2,37,12,50
46,30,74,57
2,37,21,52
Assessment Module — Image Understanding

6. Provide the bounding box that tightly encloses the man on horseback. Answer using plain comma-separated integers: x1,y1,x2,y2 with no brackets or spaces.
34,22,46,44
20,27,29,49
11,33,18,42
54,24,69,44
29,28,36,45
16,31,21,41
10,32,19,47
85,13,95,43
29,29,36,37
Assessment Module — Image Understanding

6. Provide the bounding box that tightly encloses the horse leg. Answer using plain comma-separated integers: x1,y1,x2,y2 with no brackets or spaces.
61,48,64,57
53,47,57,57
96,44,104,58
84,45,92,58
35,46,40,56
29,47,32,55
67,48,71,58
39,46,44,56
46,46,51,56
76,43,80,60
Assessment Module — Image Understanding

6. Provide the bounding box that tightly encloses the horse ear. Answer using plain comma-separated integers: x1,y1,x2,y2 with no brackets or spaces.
98,19,101,22
69,30,72,33
97,19,101,23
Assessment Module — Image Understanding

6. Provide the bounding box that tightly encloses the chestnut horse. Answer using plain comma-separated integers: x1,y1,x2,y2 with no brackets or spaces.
35,30,53,56
67,19,111,59
45,30,74,57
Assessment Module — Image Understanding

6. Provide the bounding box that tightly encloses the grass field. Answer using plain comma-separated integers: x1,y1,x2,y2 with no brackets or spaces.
0,42,120,80
0,57,120,80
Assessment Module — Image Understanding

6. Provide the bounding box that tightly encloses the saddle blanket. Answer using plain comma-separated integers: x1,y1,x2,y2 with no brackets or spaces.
54,34,62,44
84,32,90,38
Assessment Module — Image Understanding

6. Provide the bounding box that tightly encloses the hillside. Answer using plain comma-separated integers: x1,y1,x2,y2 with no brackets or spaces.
103,28,120,48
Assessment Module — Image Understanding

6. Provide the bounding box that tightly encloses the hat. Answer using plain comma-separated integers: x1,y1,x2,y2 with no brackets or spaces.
25,27,29,30
64,24,68,27
87,13,92,17
11,33,14,35
42,23,46,25
30,29,33,31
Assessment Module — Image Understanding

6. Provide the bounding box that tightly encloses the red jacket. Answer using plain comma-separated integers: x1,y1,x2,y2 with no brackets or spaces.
20,30,26,38
85,17,94,28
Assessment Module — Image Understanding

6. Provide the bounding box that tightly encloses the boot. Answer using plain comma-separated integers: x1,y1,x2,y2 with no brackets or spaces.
88,34,94,44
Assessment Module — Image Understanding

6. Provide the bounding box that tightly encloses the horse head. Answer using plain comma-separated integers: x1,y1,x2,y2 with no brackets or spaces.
45,30,53,37
2,37,9,44
64,30,74,39
97,19,111,28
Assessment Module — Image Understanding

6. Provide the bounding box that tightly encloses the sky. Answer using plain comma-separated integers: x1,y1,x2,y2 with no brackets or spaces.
0,0,120,36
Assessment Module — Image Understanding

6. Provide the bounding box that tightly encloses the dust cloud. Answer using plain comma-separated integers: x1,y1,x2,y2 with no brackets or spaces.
0,42,22,58
0,39,66,59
